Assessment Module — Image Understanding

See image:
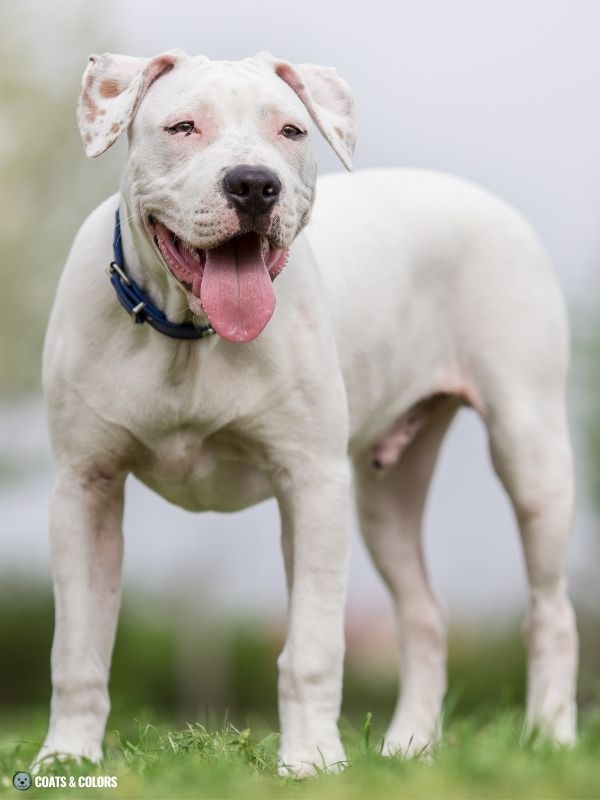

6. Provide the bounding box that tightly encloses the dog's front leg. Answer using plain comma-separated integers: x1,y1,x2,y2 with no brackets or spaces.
275,460,350,777
34,465,125,768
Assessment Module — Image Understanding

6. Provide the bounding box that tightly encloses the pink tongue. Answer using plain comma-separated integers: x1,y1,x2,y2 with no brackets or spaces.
200,233,275,343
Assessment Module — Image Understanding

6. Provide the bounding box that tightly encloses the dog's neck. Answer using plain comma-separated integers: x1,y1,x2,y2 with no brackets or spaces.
117,195,212,328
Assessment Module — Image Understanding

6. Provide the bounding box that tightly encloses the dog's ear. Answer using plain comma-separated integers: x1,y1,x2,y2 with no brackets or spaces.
260,54,356,171
77,50,186,158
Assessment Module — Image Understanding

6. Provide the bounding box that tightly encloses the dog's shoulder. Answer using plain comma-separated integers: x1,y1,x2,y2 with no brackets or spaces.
66,192,121,270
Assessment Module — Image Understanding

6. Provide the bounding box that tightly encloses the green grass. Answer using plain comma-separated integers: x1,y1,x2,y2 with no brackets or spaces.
2,710,600,799
1,586,599,797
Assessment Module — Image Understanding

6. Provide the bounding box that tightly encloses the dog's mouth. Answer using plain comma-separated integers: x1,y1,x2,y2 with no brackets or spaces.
150,218,289,343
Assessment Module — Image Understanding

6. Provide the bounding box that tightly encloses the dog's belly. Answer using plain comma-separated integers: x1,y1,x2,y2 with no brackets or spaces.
131,428,273,513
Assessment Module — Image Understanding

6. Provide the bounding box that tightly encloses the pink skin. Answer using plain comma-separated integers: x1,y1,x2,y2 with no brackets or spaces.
371,393,453,470
151,220,289,342
161,107,307,152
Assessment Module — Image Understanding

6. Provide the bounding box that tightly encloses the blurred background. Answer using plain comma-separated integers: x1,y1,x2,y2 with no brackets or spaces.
1,0,600,740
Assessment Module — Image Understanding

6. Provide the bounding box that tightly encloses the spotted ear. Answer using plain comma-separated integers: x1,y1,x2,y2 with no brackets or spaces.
261,55,356,170
77,50,186,158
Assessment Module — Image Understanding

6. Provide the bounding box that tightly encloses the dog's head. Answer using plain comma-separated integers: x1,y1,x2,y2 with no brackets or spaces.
78,51,356,342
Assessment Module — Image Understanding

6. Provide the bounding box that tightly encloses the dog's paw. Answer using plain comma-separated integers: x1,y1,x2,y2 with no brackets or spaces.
382,729,435,760
524,705,577,749
278,741,347,778
31,741,102,774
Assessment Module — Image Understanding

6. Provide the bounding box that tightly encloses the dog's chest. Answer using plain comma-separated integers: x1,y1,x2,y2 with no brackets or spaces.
131,424,273,512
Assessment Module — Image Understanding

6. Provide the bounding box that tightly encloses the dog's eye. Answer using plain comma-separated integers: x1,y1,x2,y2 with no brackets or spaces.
166,121,196,136
280,124,306,139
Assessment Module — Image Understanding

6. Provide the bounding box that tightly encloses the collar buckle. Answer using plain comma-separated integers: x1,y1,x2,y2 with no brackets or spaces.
107,260,131,286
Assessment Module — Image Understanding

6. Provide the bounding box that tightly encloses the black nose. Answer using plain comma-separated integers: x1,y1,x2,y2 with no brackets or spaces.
222,165,282,218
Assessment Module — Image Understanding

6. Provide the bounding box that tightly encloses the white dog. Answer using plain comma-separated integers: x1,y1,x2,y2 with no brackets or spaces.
37,50,577,776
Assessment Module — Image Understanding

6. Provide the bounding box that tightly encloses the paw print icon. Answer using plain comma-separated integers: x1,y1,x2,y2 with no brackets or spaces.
12,772,32,791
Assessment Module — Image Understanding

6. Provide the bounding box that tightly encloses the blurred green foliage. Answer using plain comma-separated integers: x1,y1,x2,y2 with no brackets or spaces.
5,578,599,735
0,4,120,395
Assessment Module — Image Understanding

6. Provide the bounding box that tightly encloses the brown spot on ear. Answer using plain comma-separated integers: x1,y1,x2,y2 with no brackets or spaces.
109,122,120,134
334,126,343,137
82,87,101,123
84,132,92,143
100,78,122,98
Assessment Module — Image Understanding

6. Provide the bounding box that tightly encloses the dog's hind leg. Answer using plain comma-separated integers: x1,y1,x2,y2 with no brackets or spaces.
485,391,577,744
33,465,125,768
354,397,459,756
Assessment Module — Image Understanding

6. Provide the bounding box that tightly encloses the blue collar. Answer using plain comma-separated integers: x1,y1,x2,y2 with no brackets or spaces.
107,208,215,340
